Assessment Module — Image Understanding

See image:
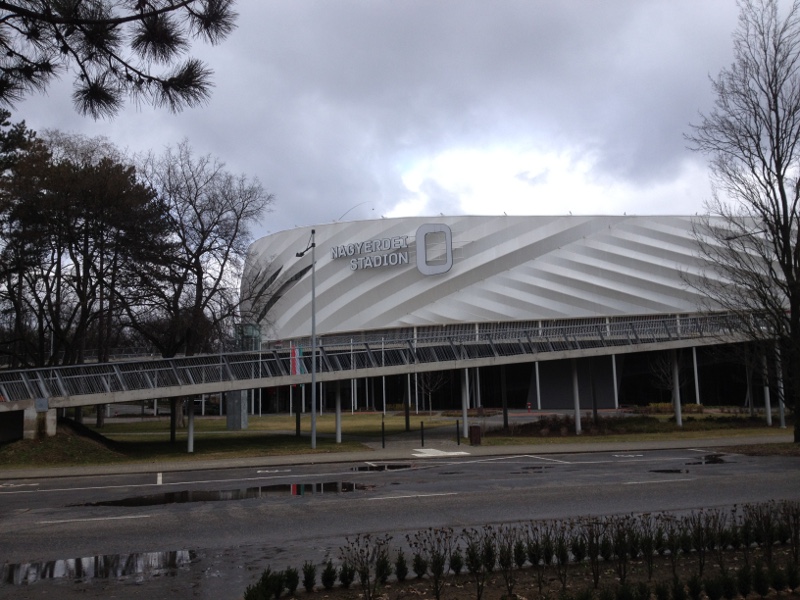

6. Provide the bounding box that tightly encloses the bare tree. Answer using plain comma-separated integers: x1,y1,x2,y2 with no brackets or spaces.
0,1,238,118
128,139,273,358
126,140,272,437
417,370,448,413
687,0,800,440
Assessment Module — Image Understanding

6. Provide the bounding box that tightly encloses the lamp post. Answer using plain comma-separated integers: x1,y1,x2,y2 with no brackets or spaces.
296,229,317,449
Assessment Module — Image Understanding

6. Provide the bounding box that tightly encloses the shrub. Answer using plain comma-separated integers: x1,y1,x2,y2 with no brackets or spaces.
338,562,355,589
721,572,738,600
753,562,770,598
686,574,703,600
394,550,408,582
412,551,428,579
283,567,298,595
770,562,788,592
786,560,800,590
339,533,393,600
671,577,687,600
320,561,336,591
301,561,316,593
654,580,670,600
704,577,723,600
737,564,752,598
634,581,650,600
376,546,393,585
449,546,464,575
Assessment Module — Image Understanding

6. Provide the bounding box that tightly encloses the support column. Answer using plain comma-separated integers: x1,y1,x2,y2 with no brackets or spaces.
169,398,177,443
414,372,418,414
405,374,411,432
335,381,342,444
763,353,773,426
23,406,56,439
501,365,509,431
611,355,619,409
672,350,683,428
776,342,787,428
187,401,195,453
461,368,470,438
571,359,582,434
692,347,701,405
226,390,248,431
475,368,482,409
535,362,542,410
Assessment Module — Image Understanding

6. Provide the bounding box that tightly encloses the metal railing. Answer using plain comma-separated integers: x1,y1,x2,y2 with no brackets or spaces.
0,312,750,408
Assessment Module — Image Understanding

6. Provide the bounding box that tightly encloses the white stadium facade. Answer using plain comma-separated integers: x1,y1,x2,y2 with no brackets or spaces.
241,215,769,419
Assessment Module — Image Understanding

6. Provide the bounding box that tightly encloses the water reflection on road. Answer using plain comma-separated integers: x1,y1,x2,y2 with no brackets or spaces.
3,550,194,585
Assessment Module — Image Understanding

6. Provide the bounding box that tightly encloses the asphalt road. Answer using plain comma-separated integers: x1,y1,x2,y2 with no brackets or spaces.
1,446,799,599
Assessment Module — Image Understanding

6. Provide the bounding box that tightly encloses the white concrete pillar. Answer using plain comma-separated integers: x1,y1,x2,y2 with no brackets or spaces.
335,382,342,444
414,372,419,414
535,362,542,410
693,347,701,405
611,355,619,409
672,350,683,428
461,368,470,437
763,353,773,426
187,401,195,453
23,406,56,439
776,342,787,428
572,359,582,434
475,368,482,409
226,390,248,431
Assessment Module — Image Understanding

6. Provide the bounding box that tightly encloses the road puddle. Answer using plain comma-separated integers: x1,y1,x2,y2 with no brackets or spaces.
686,454,726,465
78,482,375,507
522,465,553,473
351,463,411,472
2,550,194,585
649,469,690,474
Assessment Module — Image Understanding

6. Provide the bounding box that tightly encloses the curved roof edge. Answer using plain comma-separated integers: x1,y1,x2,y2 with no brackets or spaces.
242,215,724,342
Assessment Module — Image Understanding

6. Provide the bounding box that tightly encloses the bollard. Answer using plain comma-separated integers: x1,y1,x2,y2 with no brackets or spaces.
421,421,425,447
381,415,385,449
456,420,460,445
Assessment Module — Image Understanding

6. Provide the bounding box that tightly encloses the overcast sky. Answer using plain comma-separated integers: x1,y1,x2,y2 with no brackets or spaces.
14,1,741,242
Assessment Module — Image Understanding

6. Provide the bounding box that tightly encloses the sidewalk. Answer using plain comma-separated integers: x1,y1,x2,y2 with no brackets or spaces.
0,429,792,481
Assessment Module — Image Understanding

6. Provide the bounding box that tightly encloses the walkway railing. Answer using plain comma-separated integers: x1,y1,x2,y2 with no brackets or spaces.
0,312,750,408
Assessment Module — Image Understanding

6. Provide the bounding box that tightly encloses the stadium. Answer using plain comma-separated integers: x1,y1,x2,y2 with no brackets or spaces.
239,215,769,419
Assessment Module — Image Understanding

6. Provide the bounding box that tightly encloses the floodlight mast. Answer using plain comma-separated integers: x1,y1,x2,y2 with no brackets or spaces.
295,229,317,449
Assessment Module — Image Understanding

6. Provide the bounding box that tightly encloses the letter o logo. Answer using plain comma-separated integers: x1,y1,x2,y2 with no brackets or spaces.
416,223,453,276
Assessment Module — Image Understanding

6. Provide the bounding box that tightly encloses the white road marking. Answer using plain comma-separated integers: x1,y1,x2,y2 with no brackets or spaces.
624,478,695,485
39,515,152,524
412,449,470,457
0,482,40,489
0,473,321,496
256,469,292,474
613,454,644,458
526,455,571,464
368,492,458,501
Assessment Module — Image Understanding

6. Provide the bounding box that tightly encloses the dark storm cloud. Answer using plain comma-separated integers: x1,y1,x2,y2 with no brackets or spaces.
15,1,741,238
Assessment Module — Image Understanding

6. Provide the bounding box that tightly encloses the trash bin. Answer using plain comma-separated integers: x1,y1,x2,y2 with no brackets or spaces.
469,425,482,446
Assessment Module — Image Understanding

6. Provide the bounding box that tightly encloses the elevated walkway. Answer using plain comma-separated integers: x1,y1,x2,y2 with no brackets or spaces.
0,312,748,415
